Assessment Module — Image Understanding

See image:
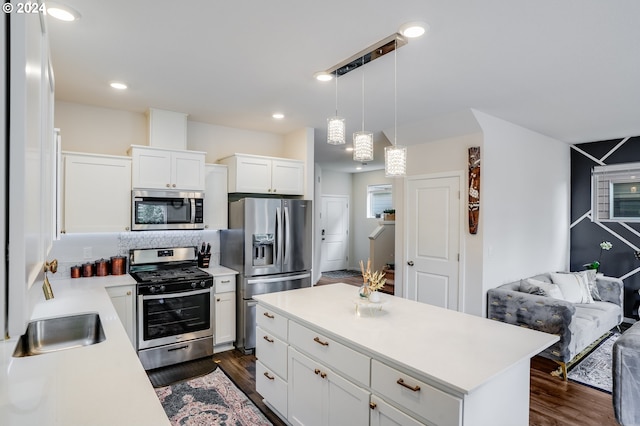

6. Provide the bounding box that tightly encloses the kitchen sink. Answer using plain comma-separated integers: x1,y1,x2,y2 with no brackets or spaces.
12,312,106,357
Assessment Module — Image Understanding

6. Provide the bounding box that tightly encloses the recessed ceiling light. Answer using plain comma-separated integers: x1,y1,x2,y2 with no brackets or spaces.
314,72,334,82
345,147,354,152
46,2,81,22
272,113,285,119
399,21,428,38
356,166,362,171
110,82,128,90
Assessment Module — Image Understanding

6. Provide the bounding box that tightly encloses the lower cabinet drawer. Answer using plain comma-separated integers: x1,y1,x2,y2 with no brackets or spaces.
289,320,370,386
256,326,288,379
256,305,288,340
256,360,288,418
371,360,462,426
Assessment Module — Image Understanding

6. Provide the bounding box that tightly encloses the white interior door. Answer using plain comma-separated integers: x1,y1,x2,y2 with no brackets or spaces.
320,196,349,272
406,175,461,310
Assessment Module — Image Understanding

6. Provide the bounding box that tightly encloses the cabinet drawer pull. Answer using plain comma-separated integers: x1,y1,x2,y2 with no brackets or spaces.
263,312,275,319
126,291,131,296
369,402,377,410
313,368,327,378
313,336,329,346
221,280,230,283
397,378,421,392
314,368,321,375
263,335,274,343
320,372,327,379
263,372,275,381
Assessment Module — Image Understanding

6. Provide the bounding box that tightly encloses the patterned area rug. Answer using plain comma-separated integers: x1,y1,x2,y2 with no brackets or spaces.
322,269,361,279
155,367,272,425
567,332,621,393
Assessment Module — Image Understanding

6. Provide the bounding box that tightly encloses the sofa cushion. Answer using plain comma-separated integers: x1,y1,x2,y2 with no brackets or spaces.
551,272,594,304
520,278,564,300
584,269,602,301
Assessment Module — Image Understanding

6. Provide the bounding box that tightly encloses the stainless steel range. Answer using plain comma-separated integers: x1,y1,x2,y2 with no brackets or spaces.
129,247,213,370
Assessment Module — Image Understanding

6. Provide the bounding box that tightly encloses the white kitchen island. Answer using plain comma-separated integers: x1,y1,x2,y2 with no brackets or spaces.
254,283,559,426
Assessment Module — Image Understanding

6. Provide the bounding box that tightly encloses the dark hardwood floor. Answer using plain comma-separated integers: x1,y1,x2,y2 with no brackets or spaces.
212,276,618,426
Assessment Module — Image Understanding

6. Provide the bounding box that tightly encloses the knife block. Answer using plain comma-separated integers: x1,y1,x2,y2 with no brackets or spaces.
198,253,211,268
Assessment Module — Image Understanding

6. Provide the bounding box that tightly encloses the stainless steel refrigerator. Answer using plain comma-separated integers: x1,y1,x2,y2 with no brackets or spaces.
220,198,312,353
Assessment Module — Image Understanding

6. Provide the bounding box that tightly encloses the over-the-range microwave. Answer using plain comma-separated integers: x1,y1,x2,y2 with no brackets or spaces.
131,190,204,231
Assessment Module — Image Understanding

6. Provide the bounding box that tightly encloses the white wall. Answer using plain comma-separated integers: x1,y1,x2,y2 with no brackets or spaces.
55,101,147,155
188,120,285,162
55,101,288,161
475,110,570,314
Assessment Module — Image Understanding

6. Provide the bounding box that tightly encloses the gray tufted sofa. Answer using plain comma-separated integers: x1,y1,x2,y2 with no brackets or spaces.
613,321,640,426
487,272,623,379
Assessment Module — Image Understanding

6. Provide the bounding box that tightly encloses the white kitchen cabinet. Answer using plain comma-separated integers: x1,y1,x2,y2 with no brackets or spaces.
204,164,228,230
63,153,131,233
213,274,236,352
129,145,205,191
219,154,304,195
106,284,136,348
288,347,370,426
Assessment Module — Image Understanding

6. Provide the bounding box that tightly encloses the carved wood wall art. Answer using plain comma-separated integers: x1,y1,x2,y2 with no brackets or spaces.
468,147,480,234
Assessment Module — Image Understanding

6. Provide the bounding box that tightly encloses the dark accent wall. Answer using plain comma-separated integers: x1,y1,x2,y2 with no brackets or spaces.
571,137,640,319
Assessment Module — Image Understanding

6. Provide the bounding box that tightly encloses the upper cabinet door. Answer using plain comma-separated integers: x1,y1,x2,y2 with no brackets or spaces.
220,154,305,195
63,153,132,233
172,151,205,190
271,159,304,195
130,146,205,191
131,148,172,189
234,156,272,193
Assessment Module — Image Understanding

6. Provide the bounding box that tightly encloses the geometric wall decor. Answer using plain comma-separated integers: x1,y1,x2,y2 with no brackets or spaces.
570,136,640,319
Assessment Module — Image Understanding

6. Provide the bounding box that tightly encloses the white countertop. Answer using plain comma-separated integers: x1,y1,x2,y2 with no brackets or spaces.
0,274,170,426
254,283,559,395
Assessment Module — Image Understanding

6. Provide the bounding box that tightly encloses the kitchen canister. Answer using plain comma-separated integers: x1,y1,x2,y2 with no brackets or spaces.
110,255,126,275
70,265,81,278
82,262,94,277
95,259,109,276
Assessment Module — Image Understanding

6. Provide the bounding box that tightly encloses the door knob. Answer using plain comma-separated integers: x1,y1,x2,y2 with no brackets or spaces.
407,261,414,266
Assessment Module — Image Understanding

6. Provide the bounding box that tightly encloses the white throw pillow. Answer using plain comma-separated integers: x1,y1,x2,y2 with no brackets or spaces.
550,272,594,304
525,278,565,300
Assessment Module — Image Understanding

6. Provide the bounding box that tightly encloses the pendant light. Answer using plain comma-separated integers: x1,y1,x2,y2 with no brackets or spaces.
327,71,346,145
385,39,407,177
353,58,374,162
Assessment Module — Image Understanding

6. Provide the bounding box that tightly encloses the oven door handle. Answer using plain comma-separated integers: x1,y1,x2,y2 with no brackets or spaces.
140,288,212,300
247,273,310,284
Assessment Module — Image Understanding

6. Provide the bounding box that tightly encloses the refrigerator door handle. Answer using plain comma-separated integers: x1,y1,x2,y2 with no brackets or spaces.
275,206,282,266
283,205,290,265
247,273,311,284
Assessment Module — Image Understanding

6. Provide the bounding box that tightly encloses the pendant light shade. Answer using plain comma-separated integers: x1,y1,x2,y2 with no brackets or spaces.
353,131,374,162
353,57,373,162
327,71,346,145
327,116,346,145
384,39,407,177
385,145,407,177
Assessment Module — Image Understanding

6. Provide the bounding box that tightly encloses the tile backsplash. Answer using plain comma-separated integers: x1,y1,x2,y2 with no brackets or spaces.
50,230,220,278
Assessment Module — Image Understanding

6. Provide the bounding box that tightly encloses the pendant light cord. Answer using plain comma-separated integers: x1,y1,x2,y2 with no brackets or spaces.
394,40,397,146
334,71,339,117
361,56,365,131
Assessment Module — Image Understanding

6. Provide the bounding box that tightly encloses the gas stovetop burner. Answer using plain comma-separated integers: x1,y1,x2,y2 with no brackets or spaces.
131,266,210,284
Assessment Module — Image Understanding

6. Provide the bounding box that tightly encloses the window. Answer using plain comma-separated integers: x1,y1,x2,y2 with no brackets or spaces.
592,162,640,221
367,184,392,218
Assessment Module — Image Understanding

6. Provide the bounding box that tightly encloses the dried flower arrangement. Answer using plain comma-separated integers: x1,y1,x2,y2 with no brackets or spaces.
359,259,386,293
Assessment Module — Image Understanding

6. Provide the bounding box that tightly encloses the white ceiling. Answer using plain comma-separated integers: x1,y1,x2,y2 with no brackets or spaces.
46,0,640,173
